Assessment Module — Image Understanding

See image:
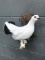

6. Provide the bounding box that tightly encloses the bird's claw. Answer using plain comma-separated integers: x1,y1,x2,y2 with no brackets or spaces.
19,43,25,49
19,40,27,49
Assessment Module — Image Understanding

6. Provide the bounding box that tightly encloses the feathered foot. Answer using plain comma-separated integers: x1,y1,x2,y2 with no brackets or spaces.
19,40,26,49
23,40,27,44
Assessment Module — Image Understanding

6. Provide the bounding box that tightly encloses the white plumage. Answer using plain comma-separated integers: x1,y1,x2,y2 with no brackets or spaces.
4,15,40,49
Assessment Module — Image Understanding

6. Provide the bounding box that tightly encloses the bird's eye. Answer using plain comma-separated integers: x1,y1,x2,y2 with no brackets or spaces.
34,16,36,18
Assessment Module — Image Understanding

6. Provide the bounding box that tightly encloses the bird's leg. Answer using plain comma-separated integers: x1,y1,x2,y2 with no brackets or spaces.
19,40,25,49
23,40,27,44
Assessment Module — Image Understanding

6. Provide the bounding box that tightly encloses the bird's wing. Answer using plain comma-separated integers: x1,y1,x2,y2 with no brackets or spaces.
12,28,26,40
13,28,24,37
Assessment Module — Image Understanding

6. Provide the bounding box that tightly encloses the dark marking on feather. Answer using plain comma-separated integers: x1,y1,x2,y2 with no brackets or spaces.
4,21,15,34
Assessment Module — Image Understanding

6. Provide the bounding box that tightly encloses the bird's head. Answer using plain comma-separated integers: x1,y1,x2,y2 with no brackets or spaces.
31,15,40,22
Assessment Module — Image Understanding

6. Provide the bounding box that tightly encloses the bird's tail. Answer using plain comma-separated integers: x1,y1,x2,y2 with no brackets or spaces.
4,21,16,35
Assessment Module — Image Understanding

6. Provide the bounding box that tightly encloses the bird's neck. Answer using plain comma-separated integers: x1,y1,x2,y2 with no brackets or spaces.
27,19,35,26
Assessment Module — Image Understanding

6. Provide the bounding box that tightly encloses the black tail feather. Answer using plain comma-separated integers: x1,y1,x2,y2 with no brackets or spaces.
4,24,12,34
8,21,15,25
4,21,16,35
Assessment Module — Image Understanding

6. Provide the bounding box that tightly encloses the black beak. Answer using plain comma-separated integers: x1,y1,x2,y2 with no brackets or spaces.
38,18,40,19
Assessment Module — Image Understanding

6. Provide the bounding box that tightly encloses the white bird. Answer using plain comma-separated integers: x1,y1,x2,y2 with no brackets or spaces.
4,15,40,49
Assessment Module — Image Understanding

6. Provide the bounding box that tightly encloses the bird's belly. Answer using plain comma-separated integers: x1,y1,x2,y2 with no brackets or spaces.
24,29,34,39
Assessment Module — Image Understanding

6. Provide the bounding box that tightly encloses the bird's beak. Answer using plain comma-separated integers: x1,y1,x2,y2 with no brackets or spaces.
38,17,40,19
38,18,40,19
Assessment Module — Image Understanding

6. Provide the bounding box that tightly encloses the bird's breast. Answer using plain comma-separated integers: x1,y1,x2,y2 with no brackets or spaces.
26,25,34,38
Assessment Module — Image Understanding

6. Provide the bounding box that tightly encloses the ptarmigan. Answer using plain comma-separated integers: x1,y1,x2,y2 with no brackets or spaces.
4,15,40,49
